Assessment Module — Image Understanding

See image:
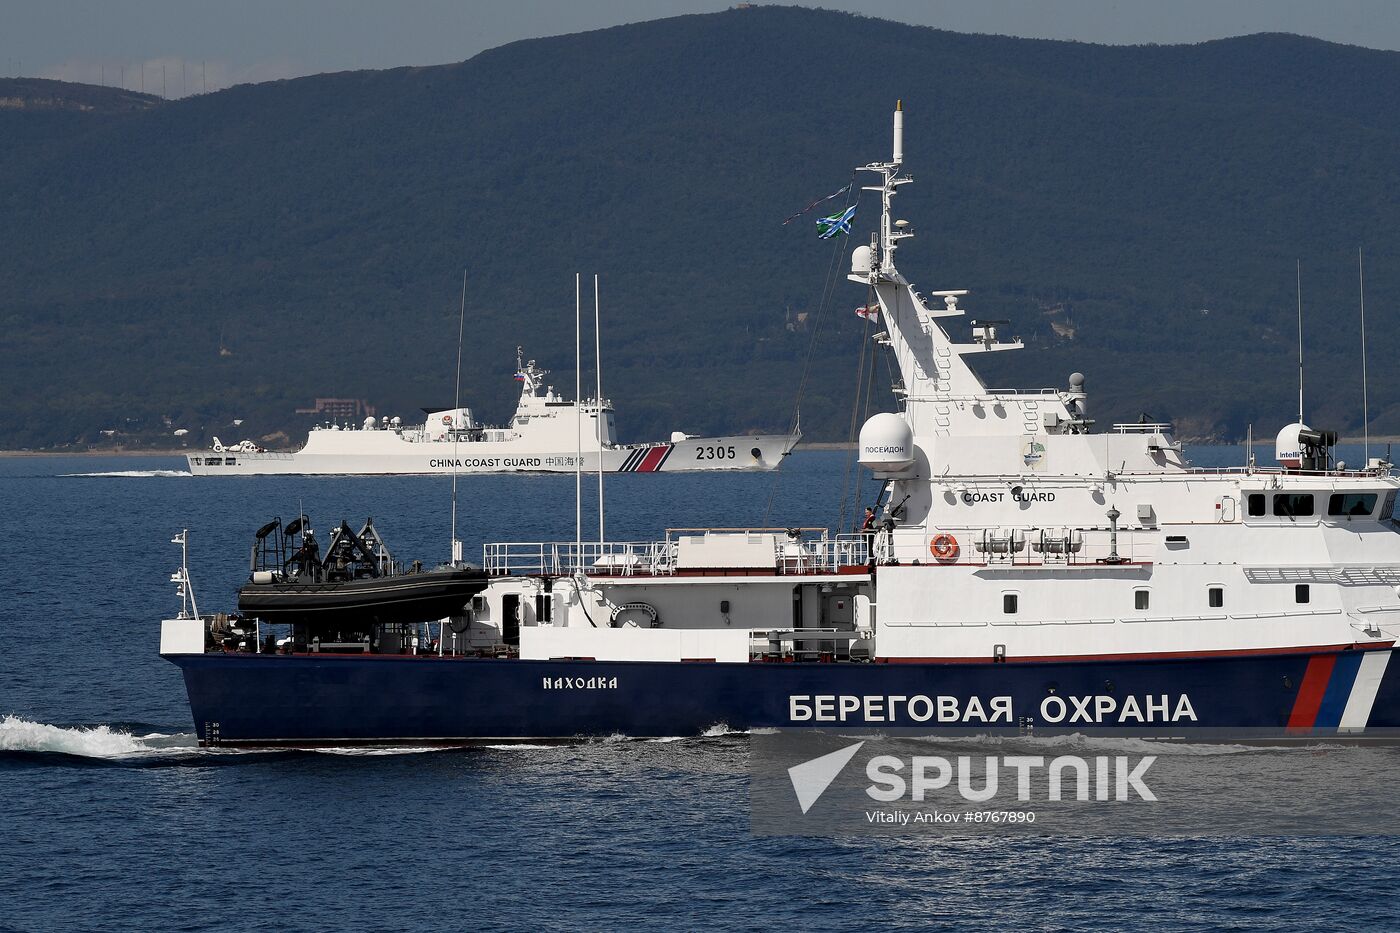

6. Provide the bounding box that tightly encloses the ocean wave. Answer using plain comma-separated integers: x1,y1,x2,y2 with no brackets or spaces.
0,716,197,759
61,470,193,478
701,723,749,738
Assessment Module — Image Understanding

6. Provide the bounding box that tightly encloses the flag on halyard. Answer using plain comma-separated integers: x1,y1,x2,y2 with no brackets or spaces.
855,305,880,322
817,204,857,239
782,183,852,225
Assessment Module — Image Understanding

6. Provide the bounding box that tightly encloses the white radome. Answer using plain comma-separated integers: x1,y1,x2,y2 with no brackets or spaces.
1275,421,1309,469
851,244,874,275
858,411,915,474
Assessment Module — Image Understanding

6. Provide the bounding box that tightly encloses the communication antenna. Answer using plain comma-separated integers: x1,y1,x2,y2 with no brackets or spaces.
1296,260,1304,424
1359,247,1370,464
450,270,466,564
575,273,582,550
594,274,605,545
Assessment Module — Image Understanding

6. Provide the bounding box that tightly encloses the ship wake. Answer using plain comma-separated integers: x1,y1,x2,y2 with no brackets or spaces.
62,469,193,478
0,716,198,760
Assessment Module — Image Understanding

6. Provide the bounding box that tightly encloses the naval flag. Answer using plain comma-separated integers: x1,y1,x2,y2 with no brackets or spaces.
855,305,880,322
816,204,857,240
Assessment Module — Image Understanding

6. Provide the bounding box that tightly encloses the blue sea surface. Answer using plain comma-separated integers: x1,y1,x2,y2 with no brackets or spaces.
2,447,1397,931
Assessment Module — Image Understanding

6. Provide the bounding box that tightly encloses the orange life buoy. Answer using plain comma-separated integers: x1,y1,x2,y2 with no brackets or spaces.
442,415,452,425
930,533,959,562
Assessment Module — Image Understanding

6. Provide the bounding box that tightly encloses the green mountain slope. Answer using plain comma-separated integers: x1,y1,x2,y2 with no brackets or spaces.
3,6,1399,449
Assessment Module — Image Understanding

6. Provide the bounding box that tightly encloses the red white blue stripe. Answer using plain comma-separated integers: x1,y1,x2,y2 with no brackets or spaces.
1288,648,1392,732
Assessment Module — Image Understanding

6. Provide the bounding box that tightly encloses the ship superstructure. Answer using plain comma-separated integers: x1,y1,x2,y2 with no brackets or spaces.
162,104,1400,744
188,348,799,475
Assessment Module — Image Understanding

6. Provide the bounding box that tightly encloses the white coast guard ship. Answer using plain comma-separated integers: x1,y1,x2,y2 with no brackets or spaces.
187,349,800,475
162,103,1400,744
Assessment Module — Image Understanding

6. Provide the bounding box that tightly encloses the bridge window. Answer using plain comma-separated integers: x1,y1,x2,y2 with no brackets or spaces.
1208,587,1224,608
1272,494,1314,518
1247,494,1266,517
1134,590,1149,611
1328,493,1377,517
1003,593,1018,614
1295,584,1311,604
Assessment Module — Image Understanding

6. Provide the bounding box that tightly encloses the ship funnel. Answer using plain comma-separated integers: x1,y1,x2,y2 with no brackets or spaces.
859,412,915,477
892,100,904,164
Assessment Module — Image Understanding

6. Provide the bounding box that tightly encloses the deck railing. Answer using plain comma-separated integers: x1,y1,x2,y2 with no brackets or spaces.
483,529,871,576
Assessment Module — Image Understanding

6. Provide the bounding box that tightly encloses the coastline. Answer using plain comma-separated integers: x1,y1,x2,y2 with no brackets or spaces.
0,449,192,458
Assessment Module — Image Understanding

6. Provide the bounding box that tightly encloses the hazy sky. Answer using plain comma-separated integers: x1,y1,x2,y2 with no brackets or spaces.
5,0,1399,97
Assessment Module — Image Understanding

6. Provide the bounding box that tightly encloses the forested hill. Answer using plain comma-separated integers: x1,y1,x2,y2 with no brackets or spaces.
4,6,1400,450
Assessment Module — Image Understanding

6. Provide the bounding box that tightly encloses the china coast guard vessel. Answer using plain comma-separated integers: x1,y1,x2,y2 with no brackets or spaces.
162,103,1400,744
187,348,800,475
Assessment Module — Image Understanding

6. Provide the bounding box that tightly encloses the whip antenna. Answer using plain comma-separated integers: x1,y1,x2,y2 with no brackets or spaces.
1296,260,1304,424
451,270,466,564
1360,247,1370,464
595,274,605,545
575,273,582,551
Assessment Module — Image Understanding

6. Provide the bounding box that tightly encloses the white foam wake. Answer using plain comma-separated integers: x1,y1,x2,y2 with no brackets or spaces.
0,716,195,758
887,732,1306,756
702,723,749,737
312,746,447,756
62,470,193,478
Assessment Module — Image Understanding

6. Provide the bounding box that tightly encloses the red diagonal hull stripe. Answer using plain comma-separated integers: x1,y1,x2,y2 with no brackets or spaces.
1287,654,1337,730
637,445,670,472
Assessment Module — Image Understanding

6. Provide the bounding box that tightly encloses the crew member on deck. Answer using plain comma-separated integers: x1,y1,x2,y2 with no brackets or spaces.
861,507,877,560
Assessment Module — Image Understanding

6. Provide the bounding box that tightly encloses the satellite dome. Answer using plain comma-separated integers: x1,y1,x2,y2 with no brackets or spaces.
1275,422,1309,469
858,412,915,475
851,244,874,275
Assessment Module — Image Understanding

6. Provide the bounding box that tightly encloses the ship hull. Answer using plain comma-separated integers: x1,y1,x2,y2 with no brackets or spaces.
166,644,1398,745
187,433,799,475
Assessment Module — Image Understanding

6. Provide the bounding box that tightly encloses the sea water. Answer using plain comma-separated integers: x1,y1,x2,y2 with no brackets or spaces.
2,448,1397,931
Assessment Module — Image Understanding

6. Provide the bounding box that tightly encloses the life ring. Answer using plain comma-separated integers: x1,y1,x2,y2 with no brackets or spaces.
442,415,452,425
930,534,959,562
610,602,660,628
